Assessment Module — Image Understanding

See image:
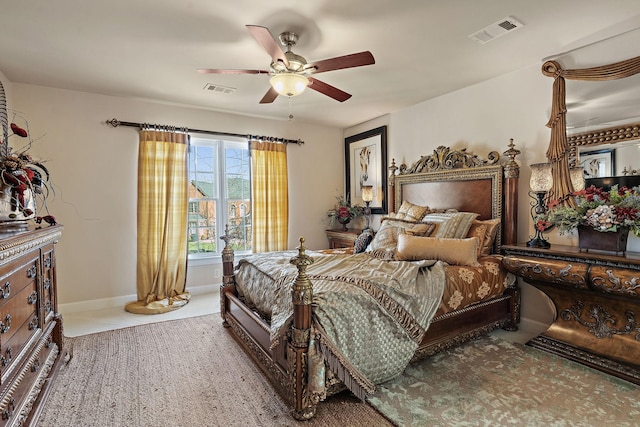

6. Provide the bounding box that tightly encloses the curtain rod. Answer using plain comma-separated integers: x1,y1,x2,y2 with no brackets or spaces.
105,118,304,145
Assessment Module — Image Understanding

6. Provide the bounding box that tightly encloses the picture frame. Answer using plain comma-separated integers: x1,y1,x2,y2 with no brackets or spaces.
579,148,615,179
345,125,388,214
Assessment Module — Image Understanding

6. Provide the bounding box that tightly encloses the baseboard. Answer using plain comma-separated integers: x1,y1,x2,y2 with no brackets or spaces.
59,284,220,315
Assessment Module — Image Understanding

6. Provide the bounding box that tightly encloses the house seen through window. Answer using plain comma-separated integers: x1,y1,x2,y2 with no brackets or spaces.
188,136,251,258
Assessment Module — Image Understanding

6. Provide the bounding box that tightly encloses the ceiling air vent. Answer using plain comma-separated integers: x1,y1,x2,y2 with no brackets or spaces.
468,16,524,45
203,83,236,94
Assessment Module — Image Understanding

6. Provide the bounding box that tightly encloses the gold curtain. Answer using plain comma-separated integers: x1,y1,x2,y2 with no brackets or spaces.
125,130,191,315
542,56,640,206
250,140,289,252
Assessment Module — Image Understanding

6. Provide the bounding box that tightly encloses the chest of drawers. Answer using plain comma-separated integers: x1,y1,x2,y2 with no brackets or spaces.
0,225,63,427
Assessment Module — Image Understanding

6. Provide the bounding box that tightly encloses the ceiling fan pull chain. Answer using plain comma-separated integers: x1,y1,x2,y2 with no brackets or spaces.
288,97,294,121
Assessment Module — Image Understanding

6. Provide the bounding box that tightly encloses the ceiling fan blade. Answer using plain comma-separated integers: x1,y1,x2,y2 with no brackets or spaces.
246,25,289,67
308,77,352,102
196,69,269,75
259,87,279,104
308,51,375,74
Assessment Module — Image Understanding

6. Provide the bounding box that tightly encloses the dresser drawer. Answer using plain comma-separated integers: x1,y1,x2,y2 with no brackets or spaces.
588,265,640,299
501,255,590,289
0,284,38,377
0,332,58,426
0,282,38,345
0,253,38,307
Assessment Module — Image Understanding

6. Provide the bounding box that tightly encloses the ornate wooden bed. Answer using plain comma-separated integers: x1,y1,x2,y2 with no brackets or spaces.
219,142,521,420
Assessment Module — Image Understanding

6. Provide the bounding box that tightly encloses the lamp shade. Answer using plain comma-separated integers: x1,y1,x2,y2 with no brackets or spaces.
361,185,374,202
570,167,585,192
270,73,309,97
529,163,553,192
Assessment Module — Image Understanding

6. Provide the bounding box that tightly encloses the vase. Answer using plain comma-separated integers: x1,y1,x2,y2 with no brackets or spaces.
337,216,351,231
0,185,35,229
577,225,629,255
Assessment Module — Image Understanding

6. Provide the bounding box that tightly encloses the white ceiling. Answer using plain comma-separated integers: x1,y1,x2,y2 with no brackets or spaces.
2,1,640,129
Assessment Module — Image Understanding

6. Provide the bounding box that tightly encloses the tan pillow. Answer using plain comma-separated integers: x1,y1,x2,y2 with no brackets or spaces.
423,212,479,239
395,234,480,266
474,218,501,256
466,222,488,257
396,201,430,222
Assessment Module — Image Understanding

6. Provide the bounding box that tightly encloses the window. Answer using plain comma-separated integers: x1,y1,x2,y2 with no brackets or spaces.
188,136,251,258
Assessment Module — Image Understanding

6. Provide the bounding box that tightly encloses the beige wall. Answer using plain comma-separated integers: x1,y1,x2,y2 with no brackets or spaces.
9,83,343,305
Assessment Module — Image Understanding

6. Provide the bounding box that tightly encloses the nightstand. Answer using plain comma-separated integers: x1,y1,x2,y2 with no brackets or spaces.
325,228,362,249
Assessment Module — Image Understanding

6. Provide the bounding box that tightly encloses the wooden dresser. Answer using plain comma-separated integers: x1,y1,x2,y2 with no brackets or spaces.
0,225,63,426
502,243,640,385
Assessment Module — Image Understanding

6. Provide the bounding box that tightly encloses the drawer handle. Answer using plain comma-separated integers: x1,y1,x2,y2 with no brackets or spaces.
27,291,37,305
0,314,11,334
26,265,37,279
1,397,15,420
44,278,51,290
0,282,9,299
29,315,39,330
1,347,13,367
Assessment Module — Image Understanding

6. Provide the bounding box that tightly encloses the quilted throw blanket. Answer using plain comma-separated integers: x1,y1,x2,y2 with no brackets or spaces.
235,252,446,399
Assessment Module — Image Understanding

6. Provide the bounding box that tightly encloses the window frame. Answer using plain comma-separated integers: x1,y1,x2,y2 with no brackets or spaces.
188,135,251,261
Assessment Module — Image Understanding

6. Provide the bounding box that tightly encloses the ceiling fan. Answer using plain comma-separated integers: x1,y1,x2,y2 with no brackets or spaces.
197,25,375,104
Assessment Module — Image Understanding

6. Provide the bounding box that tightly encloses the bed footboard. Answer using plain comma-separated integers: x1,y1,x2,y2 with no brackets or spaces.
219,231,318,420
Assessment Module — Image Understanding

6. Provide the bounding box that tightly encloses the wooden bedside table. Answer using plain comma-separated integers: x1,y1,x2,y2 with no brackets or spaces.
502,243,640,385
325,228,362,249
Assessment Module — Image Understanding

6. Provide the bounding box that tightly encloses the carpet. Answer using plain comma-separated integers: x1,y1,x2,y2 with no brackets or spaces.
367,334,640,427
36,314,391,427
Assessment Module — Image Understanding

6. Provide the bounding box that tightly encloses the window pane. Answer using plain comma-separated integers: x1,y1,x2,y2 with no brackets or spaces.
188,200,217,254
225,145,251,252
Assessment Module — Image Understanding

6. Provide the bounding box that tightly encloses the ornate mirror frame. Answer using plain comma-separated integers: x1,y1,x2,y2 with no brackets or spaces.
542,55,640,204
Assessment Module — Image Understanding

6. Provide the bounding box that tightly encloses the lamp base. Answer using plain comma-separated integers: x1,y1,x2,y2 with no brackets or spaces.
527,236,551,249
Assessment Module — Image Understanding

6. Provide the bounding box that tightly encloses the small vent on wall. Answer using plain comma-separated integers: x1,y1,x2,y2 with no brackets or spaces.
203,83,236,94
468,16,524,45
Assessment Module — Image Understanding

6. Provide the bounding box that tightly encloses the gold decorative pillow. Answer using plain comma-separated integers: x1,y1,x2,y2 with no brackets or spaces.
474,218,501,256
423,212,479,239
396,201,430,222
466,222,488,257
395,234,480,266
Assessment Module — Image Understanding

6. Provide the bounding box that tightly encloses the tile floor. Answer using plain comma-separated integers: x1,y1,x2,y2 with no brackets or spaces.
61,290,220,337
61,289,545,345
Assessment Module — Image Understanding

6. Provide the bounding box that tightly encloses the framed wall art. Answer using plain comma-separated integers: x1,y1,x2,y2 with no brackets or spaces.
345,125,388,214
579,148,615,179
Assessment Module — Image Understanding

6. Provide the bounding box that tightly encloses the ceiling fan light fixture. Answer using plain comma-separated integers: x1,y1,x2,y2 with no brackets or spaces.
270,73,309,97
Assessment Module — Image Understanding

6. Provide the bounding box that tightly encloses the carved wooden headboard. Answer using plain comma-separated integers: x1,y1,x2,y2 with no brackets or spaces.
388,143,520,250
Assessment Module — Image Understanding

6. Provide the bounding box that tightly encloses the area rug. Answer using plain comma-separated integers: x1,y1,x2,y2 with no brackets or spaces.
366,334,640,427
36,314,390,427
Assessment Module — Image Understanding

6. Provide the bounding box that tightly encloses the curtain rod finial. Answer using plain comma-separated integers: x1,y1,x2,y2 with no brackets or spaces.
106,118,120,127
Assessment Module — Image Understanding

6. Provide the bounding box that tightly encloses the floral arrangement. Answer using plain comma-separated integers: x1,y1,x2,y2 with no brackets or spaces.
327,194,364,227
0,118,55,224
540,185,640,237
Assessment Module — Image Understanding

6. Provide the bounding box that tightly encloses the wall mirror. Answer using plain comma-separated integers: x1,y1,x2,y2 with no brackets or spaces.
543,26,640,198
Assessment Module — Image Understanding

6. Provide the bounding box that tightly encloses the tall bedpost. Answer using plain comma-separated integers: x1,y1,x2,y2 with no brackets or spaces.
288,237,316,420
502,139,521,246
388,158,398,213
220,224,236,327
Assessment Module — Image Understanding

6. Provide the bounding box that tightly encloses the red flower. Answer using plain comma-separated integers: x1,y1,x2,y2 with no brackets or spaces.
337,206,350,218
536,219,551,231
10,123,27,138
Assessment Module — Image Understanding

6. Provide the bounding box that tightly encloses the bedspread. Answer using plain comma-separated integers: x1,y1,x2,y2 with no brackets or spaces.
235,251,446,398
